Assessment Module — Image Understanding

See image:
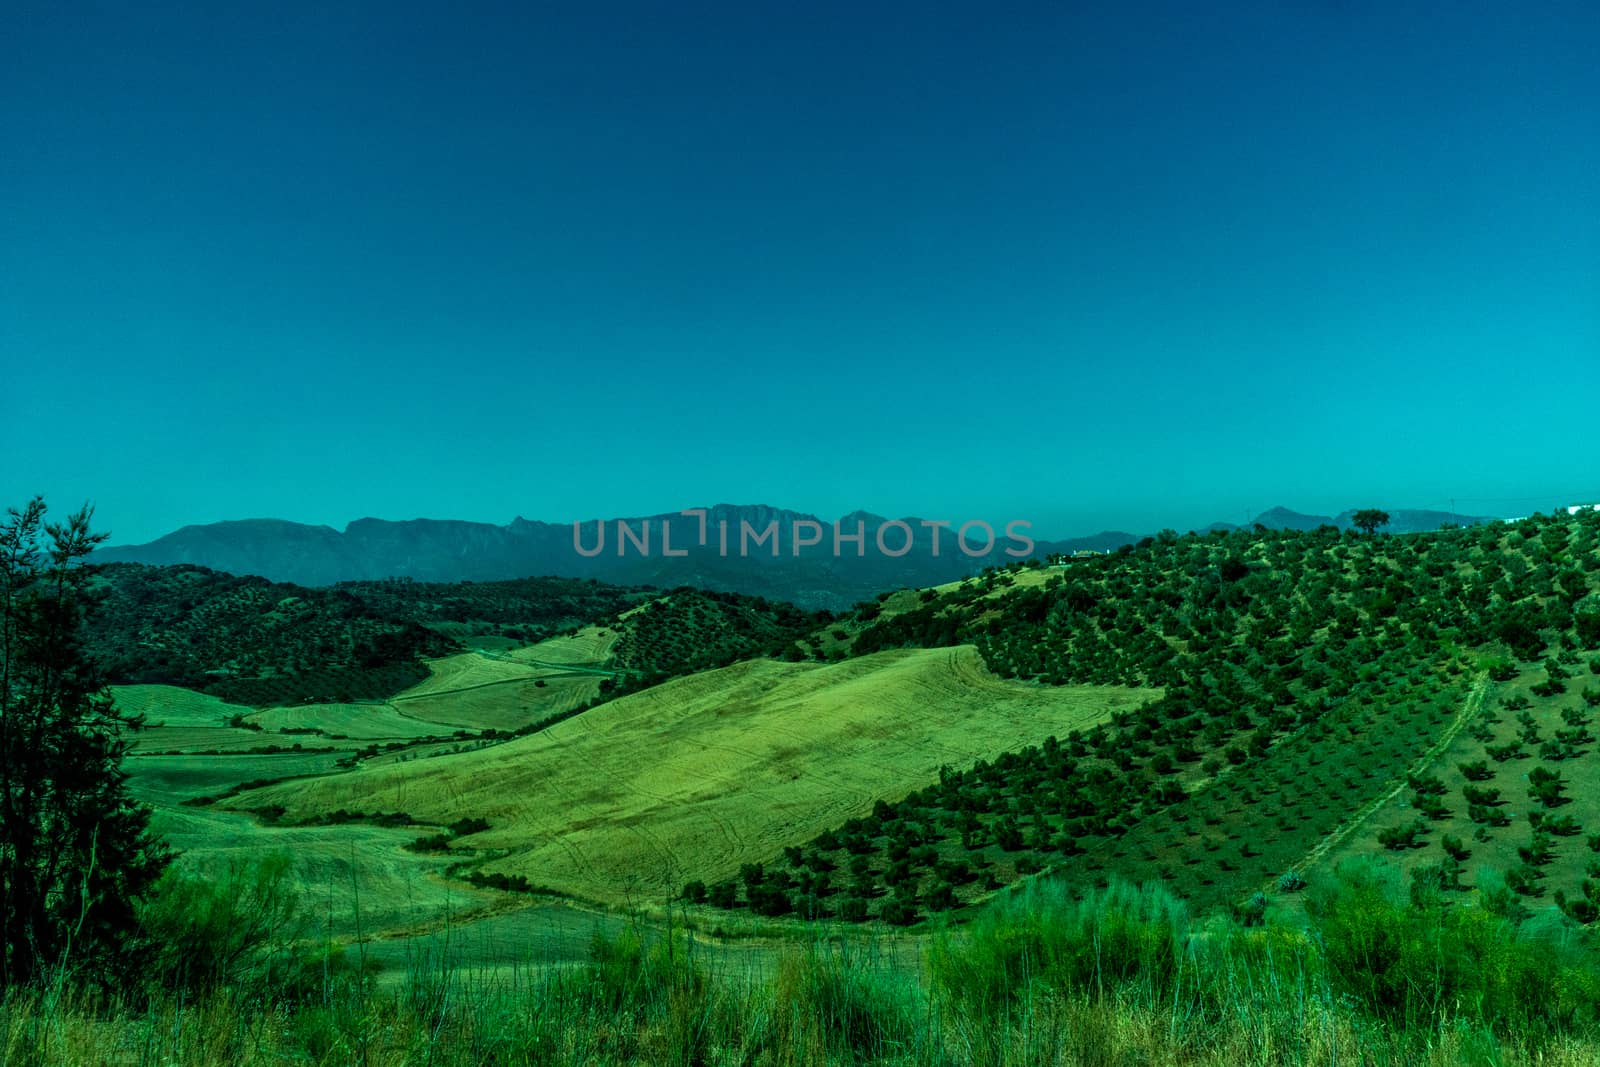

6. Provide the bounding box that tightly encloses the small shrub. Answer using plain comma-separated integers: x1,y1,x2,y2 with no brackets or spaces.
1377,819,1428,850
406,834,452,852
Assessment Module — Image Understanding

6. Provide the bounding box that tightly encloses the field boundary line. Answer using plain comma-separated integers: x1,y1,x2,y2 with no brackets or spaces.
393,674,586,703
473,648,632,677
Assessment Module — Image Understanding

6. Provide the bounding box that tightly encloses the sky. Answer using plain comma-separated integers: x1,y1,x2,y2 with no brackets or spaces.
3,1,1598,545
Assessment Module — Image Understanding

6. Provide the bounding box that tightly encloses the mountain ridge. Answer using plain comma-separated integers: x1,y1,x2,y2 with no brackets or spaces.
95,502,1498,610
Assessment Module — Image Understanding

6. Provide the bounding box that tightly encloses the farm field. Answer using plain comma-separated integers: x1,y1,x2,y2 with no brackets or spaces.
504,622,623,665
127,726,348,754
242,702,449,740
393,651,566,698
1079,659,1481,908
124,751,353,805
117,640,610,751
113,643,628,946
112,650,616,955
388,668,600,732
152,806,503,940
111,684,253,727
1325,657,1600,918
355,901,919,989
227,646,1151,905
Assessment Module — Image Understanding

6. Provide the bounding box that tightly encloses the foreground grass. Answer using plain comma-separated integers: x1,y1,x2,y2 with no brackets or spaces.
15,982,1600,1066
7,951,1596,1066
9,867,1600,1065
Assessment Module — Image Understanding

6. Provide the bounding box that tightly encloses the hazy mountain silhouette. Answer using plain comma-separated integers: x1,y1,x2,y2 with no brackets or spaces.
94,503,1496,610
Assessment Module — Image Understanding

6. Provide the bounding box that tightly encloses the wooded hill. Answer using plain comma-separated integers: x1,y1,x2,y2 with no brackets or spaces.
692,511,1600,924
87,565,827,706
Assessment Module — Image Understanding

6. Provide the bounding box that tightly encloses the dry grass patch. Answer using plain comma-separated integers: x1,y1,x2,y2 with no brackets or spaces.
244,702,448,740
110,684,250,727
505,624,623,666
124,750,351,805
398,652,552,698
232,646,1153,905
390,673,601,733
129,726,345,754
152,807,500,940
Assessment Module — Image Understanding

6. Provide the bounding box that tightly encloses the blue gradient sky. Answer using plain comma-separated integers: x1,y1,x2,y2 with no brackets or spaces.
3,1,1597,544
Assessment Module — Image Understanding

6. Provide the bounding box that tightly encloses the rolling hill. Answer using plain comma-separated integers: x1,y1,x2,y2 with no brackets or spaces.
683,510,1599,923
87,564,822,705
223,646,1151,905
116,508,1598,937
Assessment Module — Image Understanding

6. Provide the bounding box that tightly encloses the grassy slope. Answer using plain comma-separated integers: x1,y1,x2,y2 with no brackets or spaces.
108,590,860,971
115,629,631,810
502,623,621,665
124,752,352,806
242,702,449,739
382,639,615,732
116,629,618,751
227,646,1149,905
111,684,253,727
152,806,500,939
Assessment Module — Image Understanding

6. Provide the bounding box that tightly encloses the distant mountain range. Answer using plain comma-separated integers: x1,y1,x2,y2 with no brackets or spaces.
93,503,1495,611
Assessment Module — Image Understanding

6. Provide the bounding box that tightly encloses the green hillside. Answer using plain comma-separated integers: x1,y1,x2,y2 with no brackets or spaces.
88,564,459,702
607,587,831,687
692,510,1600,923
331,573,656,647
87,565,825,707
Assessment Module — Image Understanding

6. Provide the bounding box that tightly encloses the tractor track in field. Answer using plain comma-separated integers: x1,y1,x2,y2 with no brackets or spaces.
1280,670,1489,885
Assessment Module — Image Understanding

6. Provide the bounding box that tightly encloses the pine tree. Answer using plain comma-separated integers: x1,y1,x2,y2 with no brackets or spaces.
0,498,169,987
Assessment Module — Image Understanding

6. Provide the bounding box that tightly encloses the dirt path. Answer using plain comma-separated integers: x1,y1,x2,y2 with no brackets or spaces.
1280,670,1489,884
